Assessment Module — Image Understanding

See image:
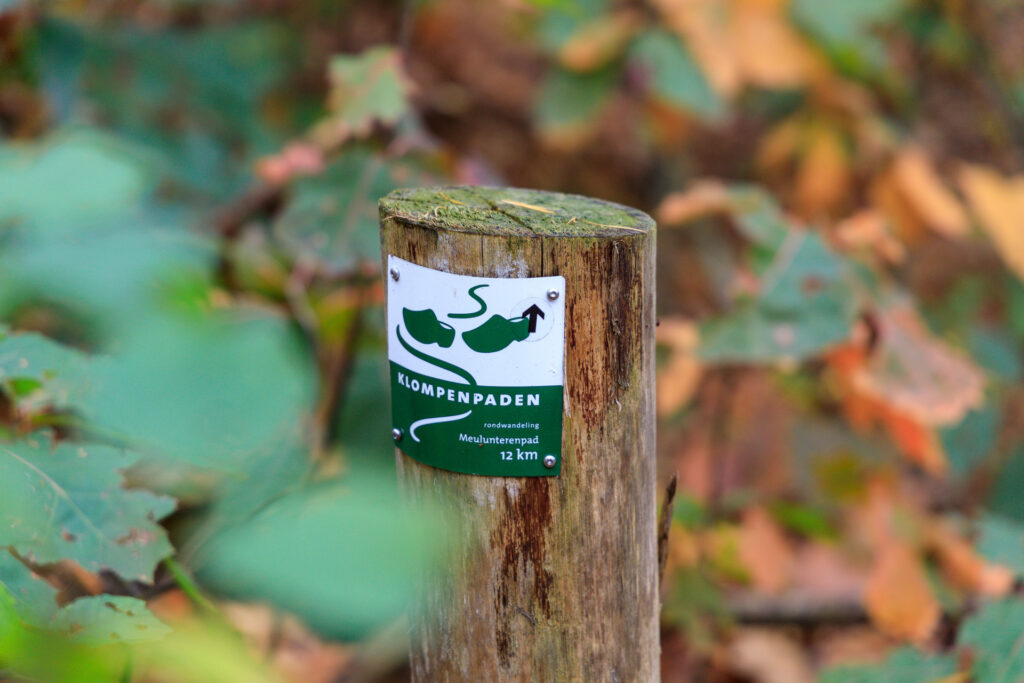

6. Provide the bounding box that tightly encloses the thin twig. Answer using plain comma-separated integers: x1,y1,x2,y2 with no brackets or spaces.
164,557,219,615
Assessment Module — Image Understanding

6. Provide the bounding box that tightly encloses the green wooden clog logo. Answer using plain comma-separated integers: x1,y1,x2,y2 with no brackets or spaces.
387,257,564,477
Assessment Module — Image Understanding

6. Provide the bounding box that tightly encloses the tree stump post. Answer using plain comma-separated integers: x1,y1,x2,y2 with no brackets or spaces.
379,187,658,681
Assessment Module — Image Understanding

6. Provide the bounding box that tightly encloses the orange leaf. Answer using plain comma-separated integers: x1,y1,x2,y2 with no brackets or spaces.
656,180,731,226
558,12,639,73
890,147,969,238
794,123,850,217
656,318,703,416
871,168,928,245
884,412,945,475
959,163,1024,282
926,522,1014,597
650,0,742,97
827,306,983,475
850,306,984,428
729,1,816,90
864,541,940,643
757,116,802,174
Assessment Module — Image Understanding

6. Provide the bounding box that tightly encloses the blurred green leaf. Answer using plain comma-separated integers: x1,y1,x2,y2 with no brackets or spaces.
791,0,906,76
198,473,450,640
326,47,411,133
725,187,790,258
51,595,169,645
274,147,438,274
699,231,858,363
0,551,59,625
0,438,175,581
37,19,303,197
977,515,1024,577
1,556,168,645
533,66,616,138
968,328,1022,383
818,646,956,683
334,349,392,457
0,587,124,683
672,494,707,529
661,568,728,650
986,448,1024,523
0,227,217,340
630,31,724,121
132,617,279,683
538,0,607,50
0,330,91,414
0,129,155,238
81,310,315,471
959,598,1024,682
769,501,837,540
940,405,999,478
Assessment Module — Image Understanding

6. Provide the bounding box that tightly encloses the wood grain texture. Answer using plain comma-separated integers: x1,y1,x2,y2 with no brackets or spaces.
379,187,658,682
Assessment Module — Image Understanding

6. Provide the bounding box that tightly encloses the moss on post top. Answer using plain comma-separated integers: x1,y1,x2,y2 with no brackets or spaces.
379,186,655,238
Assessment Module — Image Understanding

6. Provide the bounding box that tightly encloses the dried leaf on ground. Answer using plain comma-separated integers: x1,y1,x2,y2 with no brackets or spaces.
959,164,1024,282
863,541,940,643
926,522,1013,597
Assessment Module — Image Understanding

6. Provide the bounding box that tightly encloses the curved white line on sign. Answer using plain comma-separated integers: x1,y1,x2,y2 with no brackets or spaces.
410,410,473,443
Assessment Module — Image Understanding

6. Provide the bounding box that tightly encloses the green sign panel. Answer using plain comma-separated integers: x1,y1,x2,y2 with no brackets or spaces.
387,256,565,476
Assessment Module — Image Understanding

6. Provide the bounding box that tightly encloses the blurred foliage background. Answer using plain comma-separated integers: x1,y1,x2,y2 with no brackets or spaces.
2,0,1024,681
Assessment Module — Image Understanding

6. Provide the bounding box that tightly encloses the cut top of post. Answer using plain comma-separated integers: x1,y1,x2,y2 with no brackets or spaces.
379,186,655,238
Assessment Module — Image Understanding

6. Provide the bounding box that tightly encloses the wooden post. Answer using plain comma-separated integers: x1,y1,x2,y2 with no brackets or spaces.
379,187,658,681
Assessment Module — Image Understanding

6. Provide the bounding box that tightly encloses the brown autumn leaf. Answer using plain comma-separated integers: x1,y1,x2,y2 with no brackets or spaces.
558,12,639,72
656,318,702,416
890,147,969,238
926,522,1013,597
863,541,940,643
737,506,794,593
959,163,1024,282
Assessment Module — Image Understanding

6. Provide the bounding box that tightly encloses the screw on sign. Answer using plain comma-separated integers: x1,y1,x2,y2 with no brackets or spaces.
380,186,657,681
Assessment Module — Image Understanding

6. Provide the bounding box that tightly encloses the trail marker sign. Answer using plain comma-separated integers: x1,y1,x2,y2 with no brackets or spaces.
386,255,565,476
